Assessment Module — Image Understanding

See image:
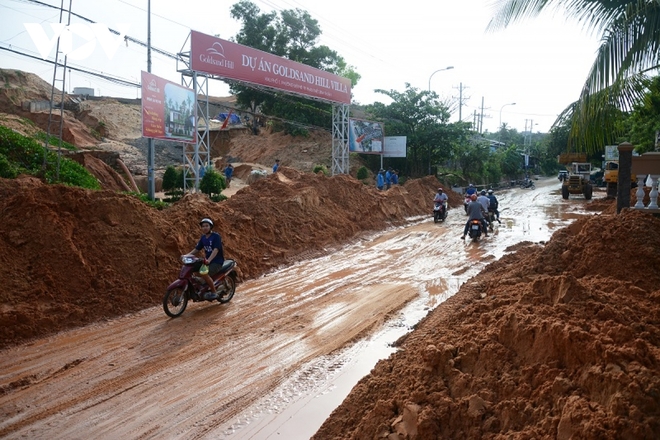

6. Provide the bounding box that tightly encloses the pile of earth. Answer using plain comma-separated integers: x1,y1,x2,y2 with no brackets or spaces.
0,171,462,348
314,208,660,439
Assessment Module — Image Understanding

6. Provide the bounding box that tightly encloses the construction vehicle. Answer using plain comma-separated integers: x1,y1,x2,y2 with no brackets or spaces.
603,145,637,197
558,153,593,200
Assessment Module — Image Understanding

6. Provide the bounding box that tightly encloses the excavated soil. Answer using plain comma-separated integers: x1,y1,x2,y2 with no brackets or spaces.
314,209,660,439
0,172,461,348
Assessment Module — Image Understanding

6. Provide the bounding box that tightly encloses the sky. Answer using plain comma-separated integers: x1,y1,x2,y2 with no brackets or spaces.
0,0,603,134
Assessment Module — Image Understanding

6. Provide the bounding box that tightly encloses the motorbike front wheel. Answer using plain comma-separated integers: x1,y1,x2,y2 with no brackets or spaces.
433,212,440,223
163,287,188,318
218,275,236,304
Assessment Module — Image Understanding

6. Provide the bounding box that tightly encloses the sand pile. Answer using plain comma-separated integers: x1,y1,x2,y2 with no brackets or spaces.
314,209,660,439
0,173,454,348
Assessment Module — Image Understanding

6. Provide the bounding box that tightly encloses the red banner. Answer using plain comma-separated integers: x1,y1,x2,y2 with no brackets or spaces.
190,30,351,105
141,71,196,143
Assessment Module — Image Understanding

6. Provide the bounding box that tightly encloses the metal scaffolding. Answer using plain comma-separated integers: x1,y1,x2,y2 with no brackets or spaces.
174,32,351,189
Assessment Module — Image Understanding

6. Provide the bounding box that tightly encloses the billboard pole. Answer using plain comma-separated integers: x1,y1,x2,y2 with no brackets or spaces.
146,0,155,200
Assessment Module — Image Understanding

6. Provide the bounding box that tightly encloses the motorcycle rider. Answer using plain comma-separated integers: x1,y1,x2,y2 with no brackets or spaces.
434,187,448,208
462,194,488,239
477,189,490,212
487,189,502,223
184,218,225,300
465,183,477,197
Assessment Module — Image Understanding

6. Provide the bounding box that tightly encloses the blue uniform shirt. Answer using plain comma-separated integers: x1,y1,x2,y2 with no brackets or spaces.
195,231,224,265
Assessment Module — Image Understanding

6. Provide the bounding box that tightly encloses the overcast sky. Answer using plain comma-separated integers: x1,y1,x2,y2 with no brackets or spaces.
0,0,602,133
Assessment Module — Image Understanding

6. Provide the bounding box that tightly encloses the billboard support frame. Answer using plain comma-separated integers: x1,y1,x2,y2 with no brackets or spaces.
173,31,350,190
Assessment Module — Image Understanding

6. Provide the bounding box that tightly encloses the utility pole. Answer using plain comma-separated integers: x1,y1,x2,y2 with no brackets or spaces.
453,82,469,122
147,0,155,200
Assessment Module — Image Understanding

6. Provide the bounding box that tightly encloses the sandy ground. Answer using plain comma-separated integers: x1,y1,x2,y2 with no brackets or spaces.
0,179,629,439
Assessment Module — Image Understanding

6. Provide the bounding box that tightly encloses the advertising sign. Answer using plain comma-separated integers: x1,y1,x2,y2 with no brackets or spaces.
141,71,195,143
349,119,384,154
605,145,619,161
384,136,407,158
190,30,351,105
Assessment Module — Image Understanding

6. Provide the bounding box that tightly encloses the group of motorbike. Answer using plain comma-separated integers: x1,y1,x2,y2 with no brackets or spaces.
432,186,499,242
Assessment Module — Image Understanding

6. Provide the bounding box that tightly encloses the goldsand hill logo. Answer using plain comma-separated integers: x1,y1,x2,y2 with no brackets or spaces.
24,23,129,61
199,42,235,69
147,79,159,93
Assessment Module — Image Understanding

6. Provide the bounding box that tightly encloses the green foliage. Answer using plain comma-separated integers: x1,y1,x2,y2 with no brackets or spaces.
229,1,360,135
34,131,77,151
0,125,100,189
489,0,660,152
162,165,179,191
126,192,169,210
366,83,472,177
356,166,369,180
312,164,329,175
629,75,660,153
0,153,18,178
199,168,226,197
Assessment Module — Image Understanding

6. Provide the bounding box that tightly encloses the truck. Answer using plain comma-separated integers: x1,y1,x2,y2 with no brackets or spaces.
558,153,593,200
603,145,637,197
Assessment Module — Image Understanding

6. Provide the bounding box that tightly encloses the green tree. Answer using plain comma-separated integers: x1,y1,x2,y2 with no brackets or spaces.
199,168,226,198
162,165,179,191
629,75,660,153
489,0,660,152
366,84,471,177
229,1,360,135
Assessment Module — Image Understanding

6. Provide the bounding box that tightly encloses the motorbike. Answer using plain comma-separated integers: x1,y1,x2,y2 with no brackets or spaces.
433,201,447,223
467,219,485,241
163,255,237,318
520,179,536,189
463,195,471,214
487,209,497,231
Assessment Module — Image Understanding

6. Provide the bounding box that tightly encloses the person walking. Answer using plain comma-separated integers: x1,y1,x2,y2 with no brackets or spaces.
272,159,280,173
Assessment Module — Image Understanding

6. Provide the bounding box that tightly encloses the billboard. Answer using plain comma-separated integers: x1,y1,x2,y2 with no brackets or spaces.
141,71,195,143
190,30,351,105
349,119,384,154
384,136,407,158
605,145,619,161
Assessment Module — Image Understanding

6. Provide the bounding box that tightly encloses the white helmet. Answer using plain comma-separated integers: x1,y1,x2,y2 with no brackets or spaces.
199,218,214,228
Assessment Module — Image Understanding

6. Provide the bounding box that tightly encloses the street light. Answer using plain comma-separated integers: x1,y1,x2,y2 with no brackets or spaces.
428,66,454,92
499,102,516,129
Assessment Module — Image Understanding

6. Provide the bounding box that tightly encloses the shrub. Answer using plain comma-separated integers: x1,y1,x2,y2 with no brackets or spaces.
199,168,226,197
162,165,178,191
0,125,99,189
313,164,329,176
356,166,369,180
0,153,18,178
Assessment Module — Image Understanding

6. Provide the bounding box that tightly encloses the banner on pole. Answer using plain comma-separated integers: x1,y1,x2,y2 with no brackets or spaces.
349,119,383,154
384,136,407,158
141,71,196,143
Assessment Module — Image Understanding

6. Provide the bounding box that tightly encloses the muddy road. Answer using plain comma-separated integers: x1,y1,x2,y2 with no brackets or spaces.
0,178,596,439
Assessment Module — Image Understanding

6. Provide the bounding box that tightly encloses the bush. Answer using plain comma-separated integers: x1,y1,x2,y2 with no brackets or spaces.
0,125,100,189
162,165,179,191
0,153,18,178
127,192,169,210
199,168,226,197
313,164,329,176
356,166,369,180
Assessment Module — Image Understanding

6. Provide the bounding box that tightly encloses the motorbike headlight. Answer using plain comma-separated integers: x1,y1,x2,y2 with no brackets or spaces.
181,256,195,264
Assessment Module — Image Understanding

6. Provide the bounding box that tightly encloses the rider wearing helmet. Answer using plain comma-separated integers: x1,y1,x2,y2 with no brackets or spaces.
434,187,448,204
463,193,488,239
487,189,501,223
183,218,226,300
477,189,491,213
465,183,477,197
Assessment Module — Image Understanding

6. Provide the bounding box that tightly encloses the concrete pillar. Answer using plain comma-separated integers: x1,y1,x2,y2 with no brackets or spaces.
617,142,634,214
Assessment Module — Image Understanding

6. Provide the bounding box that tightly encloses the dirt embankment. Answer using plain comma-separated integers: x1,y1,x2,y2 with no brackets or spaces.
0,172,461,348
314,209,660,439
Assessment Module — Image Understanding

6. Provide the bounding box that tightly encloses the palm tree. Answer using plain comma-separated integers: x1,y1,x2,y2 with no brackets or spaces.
488,0,660,152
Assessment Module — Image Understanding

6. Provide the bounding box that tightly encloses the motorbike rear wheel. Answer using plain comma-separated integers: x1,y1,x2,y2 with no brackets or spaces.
163,287,188,318
218,275,236,304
